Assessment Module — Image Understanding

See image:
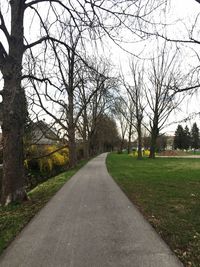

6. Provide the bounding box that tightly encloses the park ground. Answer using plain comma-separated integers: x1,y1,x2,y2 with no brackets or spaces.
107,153,200,267
0,160,87,255
0,154,200,267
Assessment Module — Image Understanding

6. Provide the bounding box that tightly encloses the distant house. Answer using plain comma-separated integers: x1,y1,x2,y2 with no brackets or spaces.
27,120,60,145
165,136,174,150
0,118,60,146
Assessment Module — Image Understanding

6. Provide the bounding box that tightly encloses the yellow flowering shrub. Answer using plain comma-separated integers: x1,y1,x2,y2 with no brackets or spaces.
25,145,69,174
143,150,150,156
131,149,150,157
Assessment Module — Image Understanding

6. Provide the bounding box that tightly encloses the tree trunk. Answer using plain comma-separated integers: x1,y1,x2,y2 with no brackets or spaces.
68,93,77,167
1,81,27,204
127,123,132,154
83,110,89,159
137,121,143,160
67,47,77,168
1,1,27,205
68,126,77,167
119,139,124,153
149,130,157,159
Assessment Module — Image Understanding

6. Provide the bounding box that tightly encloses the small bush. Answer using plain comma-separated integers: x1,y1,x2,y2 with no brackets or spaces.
39,158,53,173
143,149,150,156
132,149,150,157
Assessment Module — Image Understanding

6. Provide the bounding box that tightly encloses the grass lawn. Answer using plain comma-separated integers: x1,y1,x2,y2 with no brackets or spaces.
0,160,87,255
107,153,200,267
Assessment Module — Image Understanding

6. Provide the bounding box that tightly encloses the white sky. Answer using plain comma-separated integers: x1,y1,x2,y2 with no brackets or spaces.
162,0,200,134
109,0,200,135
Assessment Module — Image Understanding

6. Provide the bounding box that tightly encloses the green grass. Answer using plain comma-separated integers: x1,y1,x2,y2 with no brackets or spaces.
107,153,200,267
0,159,87,255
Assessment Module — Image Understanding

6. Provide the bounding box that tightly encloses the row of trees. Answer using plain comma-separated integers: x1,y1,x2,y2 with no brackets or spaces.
114,1,200,160
115,41,183,159
1,0,200,205
1,0,160,205
174,123,200,150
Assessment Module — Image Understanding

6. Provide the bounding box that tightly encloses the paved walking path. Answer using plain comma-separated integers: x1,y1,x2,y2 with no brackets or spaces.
0,154,183,267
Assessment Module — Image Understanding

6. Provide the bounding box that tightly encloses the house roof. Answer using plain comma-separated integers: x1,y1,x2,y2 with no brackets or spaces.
29,120,60,145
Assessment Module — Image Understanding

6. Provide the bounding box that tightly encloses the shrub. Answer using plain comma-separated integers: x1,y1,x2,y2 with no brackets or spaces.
25,145,69,174
38,158,53,173
131,149,150,157
143,150,150,156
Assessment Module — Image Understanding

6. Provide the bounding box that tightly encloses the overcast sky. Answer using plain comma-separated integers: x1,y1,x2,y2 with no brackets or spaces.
163,0,200,133
1,0,200,135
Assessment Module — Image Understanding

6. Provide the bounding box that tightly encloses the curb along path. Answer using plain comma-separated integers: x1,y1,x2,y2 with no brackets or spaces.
0,153,183,267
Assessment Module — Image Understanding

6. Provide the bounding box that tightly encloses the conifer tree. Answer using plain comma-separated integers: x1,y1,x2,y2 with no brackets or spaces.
183,125,191,150
191,123,200,150
174,125,185,149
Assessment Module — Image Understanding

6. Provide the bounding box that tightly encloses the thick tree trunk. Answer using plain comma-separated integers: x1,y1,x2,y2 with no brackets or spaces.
149,145,156,159
68,125,77,167
1,1,27,205
1,81,27,204
149,130,157,159
119,139,124,153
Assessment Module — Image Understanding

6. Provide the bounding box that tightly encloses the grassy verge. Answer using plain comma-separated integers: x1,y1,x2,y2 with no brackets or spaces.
107,153,200,267
0,159,87,255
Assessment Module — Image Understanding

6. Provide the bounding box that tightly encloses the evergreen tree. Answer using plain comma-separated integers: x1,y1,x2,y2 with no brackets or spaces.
191,122,200,150
174,124,185,149
183,125,191,150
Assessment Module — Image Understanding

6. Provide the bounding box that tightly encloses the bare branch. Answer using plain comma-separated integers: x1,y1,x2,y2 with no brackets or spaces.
0,9,10,42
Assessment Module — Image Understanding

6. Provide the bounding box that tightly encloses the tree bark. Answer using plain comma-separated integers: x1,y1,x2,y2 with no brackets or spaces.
67,46,77,168
149,128,158,159
68,93,77,167
1,1,27,205
82,110,89,159
137,121,143,160
119,139,124,153
127,123,132,154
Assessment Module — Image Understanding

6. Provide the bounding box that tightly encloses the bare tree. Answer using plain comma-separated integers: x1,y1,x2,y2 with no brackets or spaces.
148,0,200,94
0,1,29,205
144,43,183,158
0,0,166,205
124,62,145,159
77,57,118,157
114,97,129,153
126,100,135,155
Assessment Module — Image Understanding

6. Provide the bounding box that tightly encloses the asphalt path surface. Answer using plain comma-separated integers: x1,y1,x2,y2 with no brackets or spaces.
0,153,183,267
